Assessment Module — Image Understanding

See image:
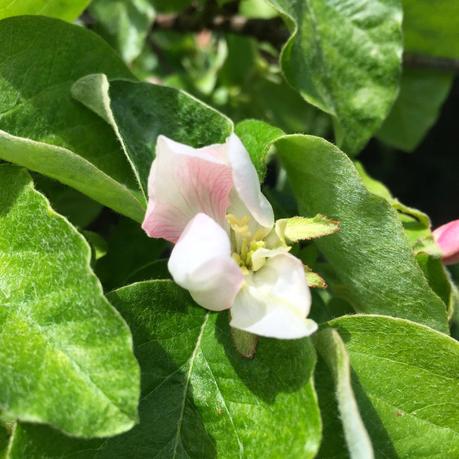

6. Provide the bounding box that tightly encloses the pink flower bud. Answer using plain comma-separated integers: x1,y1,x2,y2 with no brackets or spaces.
433,219,459,265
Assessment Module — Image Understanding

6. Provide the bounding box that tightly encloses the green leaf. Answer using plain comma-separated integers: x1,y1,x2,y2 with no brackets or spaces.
267,0,403,154
314,329,374,459
0,0,90,21
329,314,459,457
0,165,140,438
89,0,156,63
33,176,102,229
235,119,284,180
240,0,278,19
95,217,167,291
377,68,454,152
72,74,233,195
276,135,449,333
275,214,340,243
0,16,145,222
403,0,459,59
7,280,322,458
314,355,348,459
354,161,393,202
356,162,441,258
416,253,456,319
83,230,108,261
0,422,9,459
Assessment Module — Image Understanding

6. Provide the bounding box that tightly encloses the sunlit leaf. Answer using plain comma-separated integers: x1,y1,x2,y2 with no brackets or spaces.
267,0,403,154
7,280,322,458
0,166,140,438
0,16,145,221
276,135,449,332
0,0,90,21
330,315,459,457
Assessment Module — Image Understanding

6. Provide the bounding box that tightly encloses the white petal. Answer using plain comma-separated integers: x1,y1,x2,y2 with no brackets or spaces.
230,253,316,339
226,133,274,231
168,213,243,311
250,246,291,272
142,135,233,243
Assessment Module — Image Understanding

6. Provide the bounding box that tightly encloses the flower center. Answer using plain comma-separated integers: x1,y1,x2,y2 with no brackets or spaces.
227,214,266,274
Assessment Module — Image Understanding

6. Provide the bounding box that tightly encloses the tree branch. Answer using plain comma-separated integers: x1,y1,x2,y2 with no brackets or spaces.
153,13,459,73
403,53,459,72
153,13,287,47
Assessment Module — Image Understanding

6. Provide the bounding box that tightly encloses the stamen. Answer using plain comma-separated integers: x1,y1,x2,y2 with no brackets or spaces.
227,214,270,272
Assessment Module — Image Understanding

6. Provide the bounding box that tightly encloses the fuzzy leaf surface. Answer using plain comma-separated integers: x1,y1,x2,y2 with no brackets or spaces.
330,315,459,458
0,166,140,438
314,329,373,459
7,280,321,458
0,16,145,221
276,135,448,332
267,0,403,154
72,74,233,196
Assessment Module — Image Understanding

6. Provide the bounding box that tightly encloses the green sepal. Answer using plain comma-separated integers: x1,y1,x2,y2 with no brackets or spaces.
230,326,259,359
305,267,327,289
275,215,340,244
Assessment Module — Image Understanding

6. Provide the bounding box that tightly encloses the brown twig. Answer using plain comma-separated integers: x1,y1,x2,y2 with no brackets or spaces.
153,13,288,47
403,53,459,72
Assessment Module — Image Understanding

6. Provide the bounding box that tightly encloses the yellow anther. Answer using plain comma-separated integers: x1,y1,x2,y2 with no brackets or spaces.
227,214,269,272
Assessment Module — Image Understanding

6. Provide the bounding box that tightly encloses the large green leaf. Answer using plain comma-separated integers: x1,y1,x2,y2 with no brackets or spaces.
267,0,403,155
0,16,145,222
377,68,453,152
314,329,374,459
0,0,90,21
275,135,448,332
235,119,284,180
330,315,459,458
403,0,459,59
0,165,140,438
89,0,156,63
7,280,322,458
72,74,233,195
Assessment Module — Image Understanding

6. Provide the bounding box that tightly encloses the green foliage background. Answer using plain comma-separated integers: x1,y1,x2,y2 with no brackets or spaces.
0,0,458,458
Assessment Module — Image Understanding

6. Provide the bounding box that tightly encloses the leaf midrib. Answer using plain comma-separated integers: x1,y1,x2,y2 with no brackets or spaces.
0,310,132,425
171,312,209,459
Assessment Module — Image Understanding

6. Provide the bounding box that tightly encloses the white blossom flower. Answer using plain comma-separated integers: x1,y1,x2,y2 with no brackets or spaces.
142,134,320,339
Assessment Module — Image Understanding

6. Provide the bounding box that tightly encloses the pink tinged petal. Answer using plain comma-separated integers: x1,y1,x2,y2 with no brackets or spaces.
142,135,233,243
433,219,459,265
230,253,317,339
168,213,244,311
226,134,274,231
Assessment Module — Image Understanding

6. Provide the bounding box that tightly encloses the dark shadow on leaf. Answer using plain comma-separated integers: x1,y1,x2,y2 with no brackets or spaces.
9,285,217,459
214,312,314,404
0,165,28,217
100,288,217,459
351,370,398,459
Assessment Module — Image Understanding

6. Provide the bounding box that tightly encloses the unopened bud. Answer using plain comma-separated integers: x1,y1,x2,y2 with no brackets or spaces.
433,219,459,265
